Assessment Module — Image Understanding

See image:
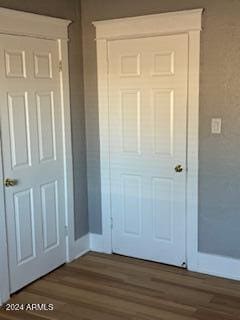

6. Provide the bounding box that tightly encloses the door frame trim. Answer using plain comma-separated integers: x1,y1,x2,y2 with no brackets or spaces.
93,9,203,267
0,7,74,304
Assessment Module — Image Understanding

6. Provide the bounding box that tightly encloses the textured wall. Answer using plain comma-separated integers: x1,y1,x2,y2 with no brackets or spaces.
81,0,240,259
0,0,89,239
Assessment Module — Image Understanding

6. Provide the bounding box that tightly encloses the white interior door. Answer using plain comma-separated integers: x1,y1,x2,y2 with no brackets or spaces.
0,34,66,293
109,34,188,267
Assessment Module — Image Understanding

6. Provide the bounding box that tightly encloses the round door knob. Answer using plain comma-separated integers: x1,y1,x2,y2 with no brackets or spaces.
175,165,183,173
4,178,17,187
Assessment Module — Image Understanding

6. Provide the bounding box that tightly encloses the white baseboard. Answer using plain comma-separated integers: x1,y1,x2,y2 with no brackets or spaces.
71,233,90,260
57,231,240,282
69,233,107,261
0,291,9,306
90,233,105,253
87,235,240,282
195,252,240,281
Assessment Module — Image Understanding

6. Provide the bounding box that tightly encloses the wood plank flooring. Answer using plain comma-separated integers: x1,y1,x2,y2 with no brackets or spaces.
1,252,240,319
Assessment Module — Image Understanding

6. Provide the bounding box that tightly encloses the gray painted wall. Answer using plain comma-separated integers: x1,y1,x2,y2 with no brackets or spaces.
0,0,89,239
81,0,240,259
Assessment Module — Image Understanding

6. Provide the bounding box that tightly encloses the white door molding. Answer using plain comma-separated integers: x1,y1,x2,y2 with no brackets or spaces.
0,7,70,40
0,135,10,304
93,9,203,263
93,9,203,40
0,8,74,305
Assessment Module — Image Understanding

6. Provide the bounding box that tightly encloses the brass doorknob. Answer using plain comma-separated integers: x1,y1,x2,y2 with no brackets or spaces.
175,165,183,173
4,178,17,187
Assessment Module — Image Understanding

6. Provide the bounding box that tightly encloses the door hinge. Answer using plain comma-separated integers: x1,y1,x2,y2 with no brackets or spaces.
65,225,68,236
59,60,63,72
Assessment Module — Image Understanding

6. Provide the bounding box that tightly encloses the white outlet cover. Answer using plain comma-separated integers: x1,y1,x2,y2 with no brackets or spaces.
211,118,222,134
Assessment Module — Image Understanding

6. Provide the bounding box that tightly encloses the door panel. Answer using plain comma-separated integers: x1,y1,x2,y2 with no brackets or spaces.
152,177,173,241
41,181,59,252
34,53,52,79
153,89,174,156
5,50,26,78
0,34,66,293
109,34,188,266
8,92,31,168
14,188,36,264
36,92,56,162
121,90,141,154
122,174,142,236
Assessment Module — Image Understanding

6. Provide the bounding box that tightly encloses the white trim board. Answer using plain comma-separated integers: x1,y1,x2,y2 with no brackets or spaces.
195,253,240,281
93,9,203,40
71,234,90,260
0,7,70,40
90,233,104,253
93,9,203,268
0,134,10,304
71,232,240,281
89,232,240,282
0,7,74,305
66,233,240,282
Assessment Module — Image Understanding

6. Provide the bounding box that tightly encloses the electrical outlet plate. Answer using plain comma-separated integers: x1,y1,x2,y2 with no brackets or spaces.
211,118,222,134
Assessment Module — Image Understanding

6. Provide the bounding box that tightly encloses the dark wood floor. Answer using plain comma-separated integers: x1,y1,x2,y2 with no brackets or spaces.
1,252,240,319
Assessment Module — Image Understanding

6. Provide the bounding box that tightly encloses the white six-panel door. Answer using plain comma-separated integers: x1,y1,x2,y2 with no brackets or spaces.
109,34,188,266
0,34,66,292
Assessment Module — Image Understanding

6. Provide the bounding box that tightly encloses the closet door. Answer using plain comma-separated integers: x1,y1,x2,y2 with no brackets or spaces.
109,34,188,266
0,34,66,292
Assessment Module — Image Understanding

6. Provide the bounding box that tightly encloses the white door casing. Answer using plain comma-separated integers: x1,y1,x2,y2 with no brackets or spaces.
109,34,188,266
0,8,74,305
93,9,202,268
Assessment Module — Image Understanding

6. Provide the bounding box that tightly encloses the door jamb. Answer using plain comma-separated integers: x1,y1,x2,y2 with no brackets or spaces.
0,7,74,305
93,9,203,267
